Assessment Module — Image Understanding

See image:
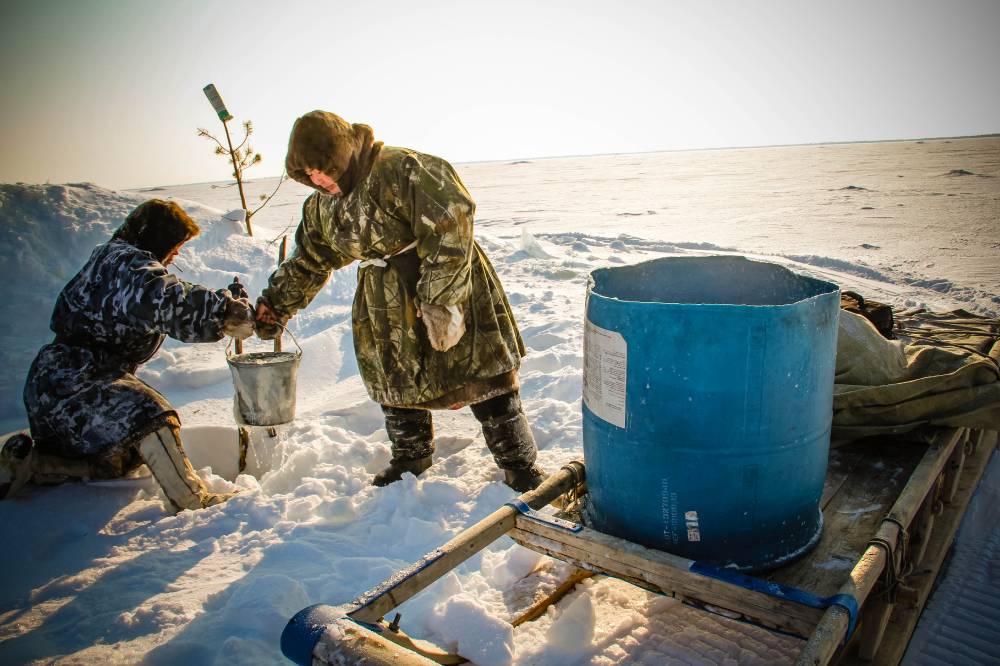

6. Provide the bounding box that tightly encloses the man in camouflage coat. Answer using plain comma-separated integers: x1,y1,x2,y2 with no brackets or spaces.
256,110,545,491
4,200,256,511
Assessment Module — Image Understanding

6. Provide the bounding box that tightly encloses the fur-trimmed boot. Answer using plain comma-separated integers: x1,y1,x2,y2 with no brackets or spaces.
373,406,434,487
471,392,547,493
0,433,34,500
136,422,235,511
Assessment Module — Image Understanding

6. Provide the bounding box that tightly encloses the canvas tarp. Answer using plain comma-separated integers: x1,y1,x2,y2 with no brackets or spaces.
832,309,1000,441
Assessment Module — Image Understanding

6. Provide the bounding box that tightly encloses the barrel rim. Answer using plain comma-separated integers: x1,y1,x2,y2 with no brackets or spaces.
588,255,839,308
587,289,840,310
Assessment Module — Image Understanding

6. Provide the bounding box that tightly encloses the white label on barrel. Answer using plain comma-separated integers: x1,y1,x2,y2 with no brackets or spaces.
685,510,701,542
584,321,627,429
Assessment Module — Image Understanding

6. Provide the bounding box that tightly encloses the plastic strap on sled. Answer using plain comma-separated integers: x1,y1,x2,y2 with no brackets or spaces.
689,561,860,643
506,499,583,533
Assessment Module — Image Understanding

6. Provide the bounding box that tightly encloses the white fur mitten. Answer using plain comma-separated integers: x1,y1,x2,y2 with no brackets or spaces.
419,303,466,352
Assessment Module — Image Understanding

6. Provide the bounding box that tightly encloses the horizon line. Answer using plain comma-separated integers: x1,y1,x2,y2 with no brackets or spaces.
69,130,1000,192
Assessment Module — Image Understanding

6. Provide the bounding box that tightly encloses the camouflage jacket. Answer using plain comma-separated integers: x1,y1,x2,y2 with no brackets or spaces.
263,147,525,407
23,240,230,460
50,239,229,368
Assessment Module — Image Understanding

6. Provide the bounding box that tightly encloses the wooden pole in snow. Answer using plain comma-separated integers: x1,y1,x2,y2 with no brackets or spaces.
221,119,252,236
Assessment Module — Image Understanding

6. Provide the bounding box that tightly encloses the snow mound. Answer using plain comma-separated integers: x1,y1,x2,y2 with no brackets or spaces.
0,184,145,427
784,254,890,282
434,595,515,666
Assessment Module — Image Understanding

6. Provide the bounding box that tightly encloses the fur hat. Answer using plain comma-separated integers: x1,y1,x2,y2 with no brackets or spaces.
113,199,200,262
285,110,382,195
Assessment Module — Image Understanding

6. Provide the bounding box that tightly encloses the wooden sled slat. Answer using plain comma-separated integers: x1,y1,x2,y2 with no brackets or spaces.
795,427,967,666
347,463,585,625
839,429,997,666
510,515,823,636
772,438,925,598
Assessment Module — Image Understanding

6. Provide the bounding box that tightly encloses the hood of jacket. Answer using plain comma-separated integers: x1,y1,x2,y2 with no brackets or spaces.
284,110,383,196
111,199,200,262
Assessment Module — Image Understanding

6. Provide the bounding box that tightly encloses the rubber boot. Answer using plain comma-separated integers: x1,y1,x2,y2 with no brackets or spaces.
136,424,235,511
374,406,434,487
503,465,548,493
470,392,547,492
372,456,433,487
0,433,34,500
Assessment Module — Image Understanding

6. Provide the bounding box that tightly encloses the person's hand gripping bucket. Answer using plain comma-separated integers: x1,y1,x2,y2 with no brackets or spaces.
225,277,302,426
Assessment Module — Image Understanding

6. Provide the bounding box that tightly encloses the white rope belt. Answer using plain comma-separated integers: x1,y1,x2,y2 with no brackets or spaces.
358,240,418,268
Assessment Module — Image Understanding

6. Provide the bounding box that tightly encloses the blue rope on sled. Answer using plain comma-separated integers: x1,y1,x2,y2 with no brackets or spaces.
690,561,860,643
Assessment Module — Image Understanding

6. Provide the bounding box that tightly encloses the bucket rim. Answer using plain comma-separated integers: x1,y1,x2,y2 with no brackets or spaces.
226,322,303,359
226,350,302,367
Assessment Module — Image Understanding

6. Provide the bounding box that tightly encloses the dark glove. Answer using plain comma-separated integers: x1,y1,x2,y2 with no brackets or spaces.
222,297,255,340
254,297,283,340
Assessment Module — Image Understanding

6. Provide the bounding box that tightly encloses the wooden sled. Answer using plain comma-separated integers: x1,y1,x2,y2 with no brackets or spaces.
281,426,997,666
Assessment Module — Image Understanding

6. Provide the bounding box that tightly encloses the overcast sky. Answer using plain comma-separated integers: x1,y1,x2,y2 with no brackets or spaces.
1,0,998,189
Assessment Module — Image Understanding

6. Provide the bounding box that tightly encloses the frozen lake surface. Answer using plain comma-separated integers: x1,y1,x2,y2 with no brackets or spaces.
0,136,997,664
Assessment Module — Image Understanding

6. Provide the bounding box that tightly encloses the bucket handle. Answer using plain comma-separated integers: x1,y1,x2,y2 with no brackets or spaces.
226,322,303,358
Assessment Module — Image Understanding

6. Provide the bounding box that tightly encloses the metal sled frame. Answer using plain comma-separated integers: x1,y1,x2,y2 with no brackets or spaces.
282,427,996,666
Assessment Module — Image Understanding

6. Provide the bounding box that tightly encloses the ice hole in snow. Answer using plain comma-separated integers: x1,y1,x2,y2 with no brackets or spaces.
181,424,281,481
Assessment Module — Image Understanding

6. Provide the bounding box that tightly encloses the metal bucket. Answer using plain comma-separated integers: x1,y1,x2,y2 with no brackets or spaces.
227,330,302,426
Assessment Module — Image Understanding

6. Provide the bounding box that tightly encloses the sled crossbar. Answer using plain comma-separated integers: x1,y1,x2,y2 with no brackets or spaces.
347,462,586,625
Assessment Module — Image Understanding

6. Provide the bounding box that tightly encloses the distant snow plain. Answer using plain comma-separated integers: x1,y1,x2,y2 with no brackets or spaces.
0,137,997,664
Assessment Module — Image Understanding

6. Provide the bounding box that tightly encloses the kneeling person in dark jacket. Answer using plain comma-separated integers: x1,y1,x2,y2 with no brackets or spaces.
5,200,255,511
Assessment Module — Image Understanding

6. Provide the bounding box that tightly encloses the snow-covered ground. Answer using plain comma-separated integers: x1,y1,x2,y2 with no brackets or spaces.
0,136,997,664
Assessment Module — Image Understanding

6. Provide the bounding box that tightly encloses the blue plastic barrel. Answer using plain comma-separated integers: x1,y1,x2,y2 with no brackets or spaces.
582,256,839,571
